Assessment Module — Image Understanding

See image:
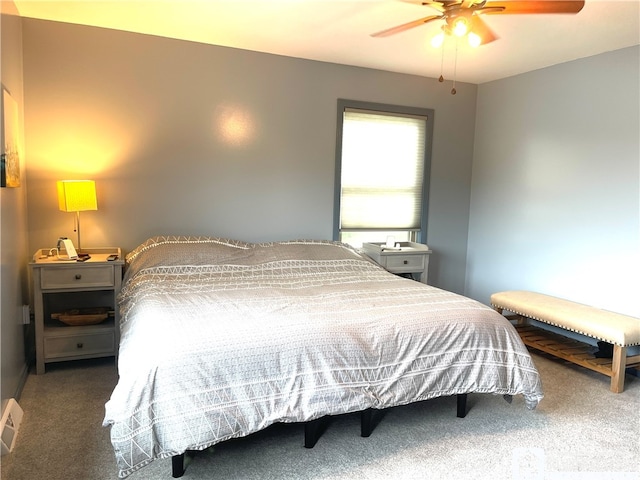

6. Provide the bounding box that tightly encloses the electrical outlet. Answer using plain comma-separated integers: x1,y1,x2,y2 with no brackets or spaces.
21,305,30,325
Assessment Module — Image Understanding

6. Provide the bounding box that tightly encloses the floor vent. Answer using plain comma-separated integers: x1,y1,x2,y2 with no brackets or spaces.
1,399,23,455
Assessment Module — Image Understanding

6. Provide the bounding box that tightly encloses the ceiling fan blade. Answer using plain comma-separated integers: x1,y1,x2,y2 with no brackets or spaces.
399,0,445,13
371,15,443,37
482,1,585,15
417,1,446,13
471,15,499,45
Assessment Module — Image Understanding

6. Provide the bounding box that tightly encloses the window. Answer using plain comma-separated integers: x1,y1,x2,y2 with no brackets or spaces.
333,100,434,248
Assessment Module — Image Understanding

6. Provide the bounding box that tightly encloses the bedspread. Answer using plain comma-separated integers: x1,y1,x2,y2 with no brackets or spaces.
103,236,543,478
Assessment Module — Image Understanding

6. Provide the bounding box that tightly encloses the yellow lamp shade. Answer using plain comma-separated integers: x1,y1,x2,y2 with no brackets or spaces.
57,180,98,212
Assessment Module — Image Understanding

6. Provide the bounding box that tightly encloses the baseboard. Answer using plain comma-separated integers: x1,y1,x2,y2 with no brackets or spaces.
14,361,30,402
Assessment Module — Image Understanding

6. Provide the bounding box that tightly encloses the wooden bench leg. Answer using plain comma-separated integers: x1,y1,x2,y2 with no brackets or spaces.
494,306,526,325
611,345,627,393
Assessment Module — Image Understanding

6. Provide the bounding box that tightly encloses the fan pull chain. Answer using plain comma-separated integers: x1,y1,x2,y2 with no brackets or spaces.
438,39,445,83
451,39,458,95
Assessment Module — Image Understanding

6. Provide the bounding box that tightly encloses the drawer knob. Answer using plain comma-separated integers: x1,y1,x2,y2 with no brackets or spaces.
76,343,84,349
75,274,82,280
403,260,408,265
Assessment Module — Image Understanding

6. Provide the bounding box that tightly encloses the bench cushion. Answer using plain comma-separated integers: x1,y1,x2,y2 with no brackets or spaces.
491,291,640,347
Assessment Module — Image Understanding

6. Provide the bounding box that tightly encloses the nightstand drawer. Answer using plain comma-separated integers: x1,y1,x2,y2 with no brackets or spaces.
41,265,114,290
44,331,115,359
362,243,431,285
385,254,425,270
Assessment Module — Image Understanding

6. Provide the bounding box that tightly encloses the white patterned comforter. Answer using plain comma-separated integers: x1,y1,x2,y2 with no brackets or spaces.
103,236,543,478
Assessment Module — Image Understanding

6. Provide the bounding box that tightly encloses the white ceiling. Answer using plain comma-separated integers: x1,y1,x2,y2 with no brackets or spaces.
12,0,640,84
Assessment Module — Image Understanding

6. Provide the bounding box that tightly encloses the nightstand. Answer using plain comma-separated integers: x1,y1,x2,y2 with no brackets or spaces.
362,242,432,284
29,248,124,374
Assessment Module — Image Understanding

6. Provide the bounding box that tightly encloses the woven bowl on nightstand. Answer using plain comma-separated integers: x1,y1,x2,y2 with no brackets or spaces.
51,307,113,326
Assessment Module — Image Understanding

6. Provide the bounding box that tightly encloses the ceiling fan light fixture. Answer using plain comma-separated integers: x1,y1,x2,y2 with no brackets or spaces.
468,31,481,48
451,17,469,37
430,31,445,48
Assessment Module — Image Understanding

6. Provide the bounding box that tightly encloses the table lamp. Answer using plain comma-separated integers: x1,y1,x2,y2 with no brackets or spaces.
57,180,97,253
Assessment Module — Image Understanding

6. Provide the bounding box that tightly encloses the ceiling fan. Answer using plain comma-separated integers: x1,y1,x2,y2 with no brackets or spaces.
372,1,585,94
372,1,586,47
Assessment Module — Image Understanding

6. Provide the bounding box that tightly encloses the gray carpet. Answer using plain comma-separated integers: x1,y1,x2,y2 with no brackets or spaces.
2,353,639,480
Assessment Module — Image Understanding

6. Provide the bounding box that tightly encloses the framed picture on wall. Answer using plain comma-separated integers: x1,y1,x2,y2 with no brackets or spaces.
1,87,21,188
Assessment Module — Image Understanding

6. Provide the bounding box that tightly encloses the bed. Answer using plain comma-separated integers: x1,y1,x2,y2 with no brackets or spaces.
103,236,543,478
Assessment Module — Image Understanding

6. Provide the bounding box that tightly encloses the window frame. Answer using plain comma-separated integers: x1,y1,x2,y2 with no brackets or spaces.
332,99,434,244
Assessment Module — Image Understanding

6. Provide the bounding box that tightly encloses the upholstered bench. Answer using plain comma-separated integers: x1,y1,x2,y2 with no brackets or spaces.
491,290,640,393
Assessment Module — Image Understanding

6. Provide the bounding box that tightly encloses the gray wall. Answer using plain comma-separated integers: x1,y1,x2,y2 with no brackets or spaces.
466,46,640,318
22,18,478,294
1,3,29,413
6,16,637,410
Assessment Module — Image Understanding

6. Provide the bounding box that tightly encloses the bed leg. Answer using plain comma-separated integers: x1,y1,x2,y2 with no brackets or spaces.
172,453,185,478
304,416,329,448
457,394,468,418
361,408,385,437
361,409,373,437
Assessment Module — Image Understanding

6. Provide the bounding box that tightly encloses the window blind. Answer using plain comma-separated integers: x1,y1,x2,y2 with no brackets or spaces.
340,108,426,230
